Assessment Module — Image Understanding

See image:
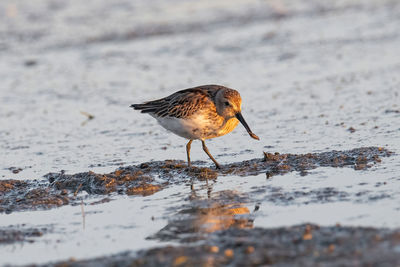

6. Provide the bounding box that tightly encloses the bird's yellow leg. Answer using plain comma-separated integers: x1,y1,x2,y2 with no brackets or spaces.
201,140,221,169
186,139,193,167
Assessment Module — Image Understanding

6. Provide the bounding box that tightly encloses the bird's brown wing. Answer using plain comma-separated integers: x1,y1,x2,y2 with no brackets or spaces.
131,85,225,119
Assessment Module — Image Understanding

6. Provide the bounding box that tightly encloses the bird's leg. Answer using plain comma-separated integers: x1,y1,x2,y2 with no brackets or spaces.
201,140,221,169
186,139,193,167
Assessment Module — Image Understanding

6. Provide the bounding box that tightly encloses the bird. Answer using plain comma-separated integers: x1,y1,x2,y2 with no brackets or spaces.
130,85,259,169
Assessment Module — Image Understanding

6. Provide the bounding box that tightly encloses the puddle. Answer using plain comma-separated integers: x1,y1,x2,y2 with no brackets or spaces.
1,0,400,265
148,189,254,243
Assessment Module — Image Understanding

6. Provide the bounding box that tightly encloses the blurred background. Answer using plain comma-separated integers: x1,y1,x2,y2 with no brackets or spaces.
1,0,398,179
0,1,400,264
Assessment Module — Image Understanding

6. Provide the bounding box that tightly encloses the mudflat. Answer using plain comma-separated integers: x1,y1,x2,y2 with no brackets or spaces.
1,0,399,266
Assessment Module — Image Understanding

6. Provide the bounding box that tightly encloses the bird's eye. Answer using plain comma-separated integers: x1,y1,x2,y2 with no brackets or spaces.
224,101,230,106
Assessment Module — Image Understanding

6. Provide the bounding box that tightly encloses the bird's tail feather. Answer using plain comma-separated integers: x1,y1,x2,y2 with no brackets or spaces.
130,103,158,113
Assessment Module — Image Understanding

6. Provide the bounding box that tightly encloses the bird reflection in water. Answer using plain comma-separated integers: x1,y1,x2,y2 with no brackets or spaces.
193,201,253,233
190,183,254,233
151,186,259,241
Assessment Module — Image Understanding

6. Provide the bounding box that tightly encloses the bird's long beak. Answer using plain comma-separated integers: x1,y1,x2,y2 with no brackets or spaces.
235,112,260,140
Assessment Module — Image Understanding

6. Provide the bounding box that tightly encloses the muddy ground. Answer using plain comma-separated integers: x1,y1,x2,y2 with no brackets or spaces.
0,146,396,266
1,0,400,266
0,147,390,214
47,224,400,267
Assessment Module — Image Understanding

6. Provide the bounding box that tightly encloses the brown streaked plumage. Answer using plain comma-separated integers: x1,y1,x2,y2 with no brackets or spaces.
131,85,259,169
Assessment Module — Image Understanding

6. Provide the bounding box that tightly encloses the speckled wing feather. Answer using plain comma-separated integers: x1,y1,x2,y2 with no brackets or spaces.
131,85,225,119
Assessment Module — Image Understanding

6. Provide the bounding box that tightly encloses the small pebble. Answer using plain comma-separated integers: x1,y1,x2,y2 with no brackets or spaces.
209,246,219,253
224,249,234,258
173,256,188,266
245,246,255,254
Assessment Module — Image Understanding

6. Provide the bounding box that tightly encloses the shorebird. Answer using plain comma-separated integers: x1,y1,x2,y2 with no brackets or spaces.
131,85,259,169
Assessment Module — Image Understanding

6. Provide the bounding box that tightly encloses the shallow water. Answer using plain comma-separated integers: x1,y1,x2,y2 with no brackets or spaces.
1,0,400,265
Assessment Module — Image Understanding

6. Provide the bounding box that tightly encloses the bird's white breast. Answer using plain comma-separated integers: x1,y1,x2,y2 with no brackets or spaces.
153,114,208,140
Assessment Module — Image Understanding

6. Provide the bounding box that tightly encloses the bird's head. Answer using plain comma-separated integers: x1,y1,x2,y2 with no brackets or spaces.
215,88,242,119
216,88,259,140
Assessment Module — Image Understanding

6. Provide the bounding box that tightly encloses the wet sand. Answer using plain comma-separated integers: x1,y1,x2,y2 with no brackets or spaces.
0,147,390,214
1,0,400,265
47,224,400,267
